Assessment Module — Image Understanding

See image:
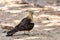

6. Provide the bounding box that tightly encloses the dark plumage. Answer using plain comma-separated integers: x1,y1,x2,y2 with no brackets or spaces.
6,11,34,36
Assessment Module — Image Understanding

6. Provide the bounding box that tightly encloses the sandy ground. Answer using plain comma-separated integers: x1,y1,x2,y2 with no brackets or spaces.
0,11,60,40
0,1,60,40
0,23,60,40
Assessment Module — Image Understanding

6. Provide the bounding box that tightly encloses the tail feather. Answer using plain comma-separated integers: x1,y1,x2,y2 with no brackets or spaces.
6,28,18,36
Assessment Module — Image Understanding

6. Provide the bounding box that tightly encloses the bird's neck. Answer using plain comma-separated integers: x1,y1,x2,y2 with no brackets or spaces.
28,13,33,21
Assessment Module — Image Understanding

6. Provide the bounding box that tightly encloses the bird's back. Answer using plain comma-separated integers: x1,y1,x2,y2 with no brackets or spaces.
15,17,32,31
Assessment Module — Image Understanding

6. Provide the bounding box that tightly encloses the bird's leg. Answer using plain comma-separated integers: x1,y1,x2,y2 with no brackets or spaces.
27,31,30,36
24,31,28,35
28,31,30,34
26,30,30,35
24,31,26,34
24,31,30,35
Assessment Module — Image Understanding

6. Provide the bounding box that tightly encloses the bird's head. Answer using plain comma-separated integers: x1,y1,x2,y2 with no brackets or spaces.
26,10,34,20
26,10,35,15
28,11,35,15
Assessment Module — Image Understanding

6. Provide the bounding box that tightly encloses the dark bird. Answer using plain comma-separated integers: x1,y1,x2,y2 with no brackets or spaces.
6,11,35,36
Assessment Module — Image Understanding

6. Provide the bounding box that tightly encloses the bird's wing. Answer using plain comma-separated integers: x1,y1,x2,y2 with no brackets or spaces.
15,17,31,30
17,17,31,26
20,17,31,24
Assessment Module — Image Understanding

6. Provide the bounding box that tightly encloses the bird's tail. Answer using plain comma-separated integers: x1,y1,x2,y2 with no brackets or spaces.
6,28,18,36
